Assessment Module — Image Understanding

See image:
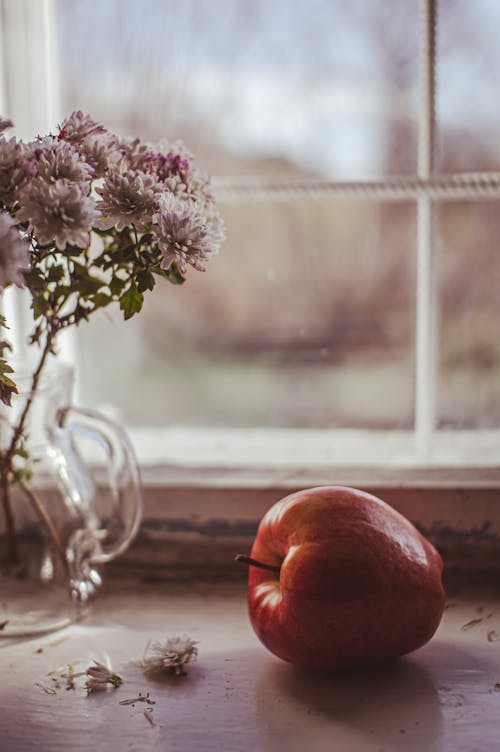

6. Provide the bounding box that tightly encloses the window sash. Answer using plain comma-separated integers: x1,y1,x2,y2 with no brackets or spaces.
1,0,498,468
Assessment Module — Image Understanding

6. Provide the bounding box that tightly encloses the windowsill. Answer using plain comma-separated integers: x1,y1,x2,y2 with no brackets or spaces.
3,585,500,752
128,428,500,498
131,427,500,480
78,426,500,586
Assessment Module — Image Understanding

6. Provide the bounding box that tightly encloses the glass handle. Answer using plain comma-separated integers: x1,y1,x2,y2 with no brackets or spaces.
56,405,142,564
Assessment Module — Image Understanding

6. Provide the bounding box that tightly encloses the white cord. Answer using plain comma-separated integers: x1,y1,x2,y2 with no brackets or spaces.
214,171,500,203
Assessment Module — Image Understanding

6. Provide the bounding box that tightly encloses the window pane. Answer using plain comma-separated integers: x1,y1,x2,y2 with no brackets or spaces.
77,200,416,430
438,0,500,172
438,200,500,429
55,0,419,432
57,0,418,180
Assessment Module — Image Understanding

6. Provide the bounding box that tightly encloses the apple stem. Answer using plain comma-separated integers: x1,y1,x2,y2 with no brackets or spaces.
234,554,281,574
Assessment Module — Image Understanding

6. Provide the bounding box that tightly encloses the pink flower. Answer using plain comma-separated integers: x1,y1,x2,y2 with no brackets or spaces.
0,118,13,135
152,195,215,273
0,212,30,290
96,169,162,231
144,151,190,182
0,138,36,208
17,178,99,251
77,133,121,178
30,137,94,185
114,136,151,173
58,111,106,145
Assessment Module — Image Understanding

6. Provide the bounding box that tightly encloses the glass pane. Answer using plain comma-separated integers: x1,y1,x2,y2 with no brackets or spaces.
57,0,418,180
55,0,419,432
438,0,500,172
77,199,416,430
438,200,500,428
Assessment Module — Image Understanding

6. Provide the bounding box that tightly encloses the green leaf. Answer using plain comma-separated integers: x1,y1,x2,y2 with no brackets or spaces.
119,283,144,320
0,359,14,377
109,276,126,296
91,292,113,310
64,243,85,256
14,445,29,459
165,261,186,285
151,262,185,285
121,244,137,259
23,268,46,294
32,295,50,320
136,270,155,293
47,264,65,283
70,271,105,296
0,358,17,406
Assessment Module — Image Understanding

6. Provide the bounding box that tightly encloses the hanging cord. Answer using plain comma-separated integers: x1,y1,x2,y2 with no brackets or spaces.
414,0,438,461
215,3,497,205
214,171,500,203
418,0,437,179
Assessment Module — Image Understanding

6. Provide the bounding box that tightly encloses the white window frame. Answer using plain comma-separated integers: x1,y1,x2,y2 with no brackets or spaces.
2,0,500,483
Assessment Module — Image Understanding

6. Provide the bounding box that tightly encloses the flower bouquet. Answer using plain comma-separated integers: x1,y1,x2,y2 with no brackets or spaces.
0,112,224,628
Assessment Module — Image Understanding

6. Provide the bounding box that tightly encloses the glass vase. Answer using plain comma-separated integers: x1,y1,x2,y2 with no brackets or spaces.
0,360,142,636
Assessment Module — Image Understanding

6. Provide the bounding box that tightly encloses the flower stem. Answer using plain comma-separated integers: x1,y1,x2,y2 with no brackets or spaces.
1,324,58,566
4,325,57,467
18,479,68,573
0,470,18,564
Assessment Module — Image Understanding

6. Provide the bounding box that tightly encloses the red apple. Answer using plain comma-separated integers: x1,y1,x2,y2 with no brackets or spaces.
238,486,445,670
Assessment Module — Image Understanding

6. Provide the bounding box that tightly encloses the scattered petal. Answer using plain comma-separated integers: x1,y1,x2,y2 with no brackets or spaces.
85,659,123,694
35,682,57,695
140,635,198,677
119,691,155,706
461,618,484,631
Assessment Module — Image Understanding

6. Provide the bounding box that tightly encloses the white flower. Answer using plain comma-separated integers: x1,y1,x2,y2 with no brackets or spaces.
0,211,30,290
140,635,198,677
152,195,216,274
96,169,162,231
84,660,123,693
17,177,99,250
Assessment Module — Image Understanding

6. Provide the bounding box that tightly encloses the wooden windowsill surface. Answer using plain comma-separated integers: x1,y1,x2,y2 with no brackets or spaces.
1,582,500,752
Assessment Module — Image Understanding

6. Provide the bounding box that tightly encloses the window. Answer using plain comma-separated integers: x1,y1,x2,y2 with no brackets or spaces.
2,0,500,471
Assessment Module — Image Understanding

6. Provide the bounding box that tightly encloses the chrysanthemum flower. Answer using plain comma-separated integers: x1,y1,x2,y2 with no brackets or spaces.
17,177,98,250
31,137,94,185
58,110,106,144
114,136,152,173
140,635,198,677
0,211,30,290
78,133,122,178
0,138,36,208
152,194,222,274
0,118,13,135
96,169,162,231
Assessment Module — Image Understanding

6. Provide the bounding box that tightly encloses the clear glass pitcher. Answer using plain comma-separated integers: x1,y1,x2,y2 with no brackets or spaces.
0,360,142,636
